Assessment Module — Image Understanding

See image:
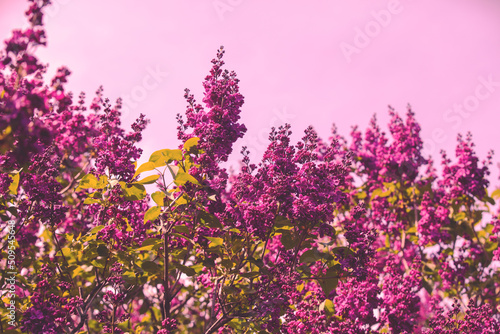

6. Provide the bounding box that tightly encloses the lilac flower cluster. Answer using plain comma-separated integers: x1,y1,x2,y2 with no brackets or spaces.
1,1,500,333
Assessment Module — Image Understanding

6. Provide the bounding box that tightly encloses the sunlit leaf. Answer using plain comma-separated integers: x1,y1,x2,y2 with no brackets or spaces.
205,236,224,248
8,173,19,195
183,137,200,152
174,172,200,186
149,149,183,165
121,182,147,201
133,174,160,185
151,191,166,206
79,174,108,190
144,206,161,224
133,161,156,179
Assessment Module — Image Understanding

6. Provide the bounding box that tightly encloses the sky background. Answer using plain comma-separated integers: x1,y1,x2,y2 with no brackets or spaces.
1,0,500,185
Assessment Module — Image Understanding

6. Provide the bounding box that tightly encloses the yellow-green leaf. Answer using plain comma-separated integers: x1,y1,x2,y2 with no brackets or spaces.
61,247,72,257
144,206,161,223
491,189,500,199
151,191,166,206
319,299,335,315
205,236,224,247
137,238,162,251
83,198,100,205
149,149,183,165
357,191,367,199
371,188,383,199
89,226,105,234
8,173,20,195
133,161,156,179
91,259,106,269
167,164,179,179
183,137,200,152
454,212,467,221
121,183,147,201
79,174,108,189
133,174,160,185
174,172,200,186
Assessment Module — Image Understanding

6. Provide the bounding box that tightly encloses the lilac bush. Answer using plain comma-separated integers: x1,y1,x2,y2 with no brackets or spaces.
1,1,499,333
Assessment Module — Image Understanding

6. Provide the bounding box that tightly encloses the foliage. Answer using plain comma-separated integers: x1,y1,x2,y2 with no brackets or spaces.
0,1,499,333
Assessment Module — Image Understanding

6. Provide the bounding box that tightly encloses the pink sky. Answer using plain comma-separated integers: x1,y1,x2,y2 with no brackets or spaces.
2,0,500,182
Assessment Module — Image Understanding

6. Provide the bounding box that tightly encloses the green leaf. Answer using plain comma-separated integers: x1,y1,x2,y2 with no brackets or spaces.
122,271,137,284
300,249,321,264
406,226,417,234
83,198,100,205
175,263,196,276
380,189,392,197
205,236,224,247
172,233,194,244
173,193,189,206
144,206,161,223
482,195,496,205
371,188,383,199
240,271,260,279
65,233,74,243
275,215,294,227
71,266,87,279
6,207,17,217
183,137,200,152
199,211,223,228
133,161,156,179
141,260,159,273
491,189,500,199
89,226,105,234
173,225,190,233
151,191,166,206
280,231,295,250
454,212,467,221
318,267,339,296
137,238,162,251
422,277,433,294
97,244,109,257
221,259,234,269
190,263,204,274
121,182,147,201
167,164,179,179
485,241,498,252
8,173,20,195
319,299,335,315
61,247,72,257
385,234,390,248
357,191,367,199
91,259,106,269
149,149,183,165
133,174,160,185
79,174,108,189
174,172,200,186
332,246,355,257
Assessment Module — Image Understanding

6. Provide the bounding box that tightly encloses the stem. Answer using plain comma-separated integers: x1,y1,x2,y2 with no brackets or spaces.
70,279,108,334
58,161,90,194
111,304,116,334
204,315,233,334
79,287,90,332
162,219,170,320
